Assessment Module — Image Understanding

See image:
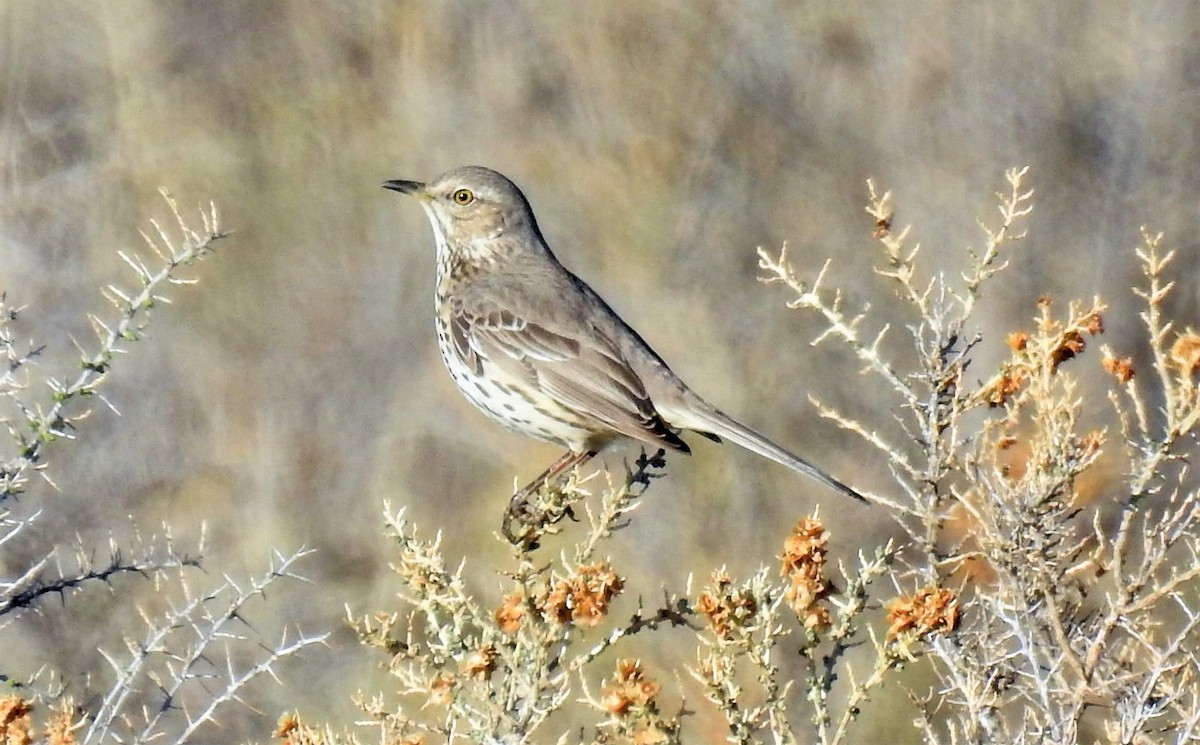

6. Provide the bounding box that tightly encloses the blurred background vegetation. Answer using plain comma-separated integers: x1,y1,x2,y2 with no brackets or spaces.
2,2,1199,740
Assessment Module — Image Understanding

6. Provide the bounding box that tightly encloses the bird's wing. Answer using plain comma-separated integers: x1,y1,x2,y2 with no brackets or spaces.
447,283,689,452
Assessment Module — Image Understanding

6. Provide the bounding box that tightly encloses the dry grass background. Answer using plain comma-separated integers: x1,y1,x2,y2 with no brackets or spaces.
2,2,1200,741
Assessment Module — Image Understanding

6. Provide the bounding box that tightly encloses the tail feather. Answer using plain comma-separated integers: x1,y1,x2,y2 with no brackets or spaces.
680,406,867,504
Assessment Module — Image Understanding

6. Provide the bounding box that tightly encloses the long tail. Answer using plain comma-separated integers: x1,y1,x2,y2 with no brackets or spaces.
679,406,868,504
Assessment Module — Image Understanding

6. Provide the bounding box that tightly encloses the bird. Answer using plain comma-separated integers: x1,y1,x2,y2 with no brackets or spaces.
384,166,866,542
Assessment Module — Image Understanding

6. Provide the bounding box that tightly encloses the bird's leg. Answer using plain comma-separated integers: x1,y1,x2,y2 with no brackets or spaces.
502,449,597,546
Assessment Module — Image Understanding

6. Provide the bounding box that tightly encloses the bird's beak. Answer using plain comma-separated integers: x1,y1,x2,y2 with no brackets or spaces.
383,179,426,197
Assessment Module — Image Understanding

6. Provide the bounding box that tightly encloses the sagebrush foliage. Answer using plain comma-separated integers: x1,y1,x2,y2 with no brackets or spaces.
0,195,325,745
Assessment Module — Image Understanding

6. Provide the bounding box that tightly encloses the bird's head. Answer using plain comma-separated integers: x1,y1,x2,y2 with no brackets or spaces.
385,166,541,261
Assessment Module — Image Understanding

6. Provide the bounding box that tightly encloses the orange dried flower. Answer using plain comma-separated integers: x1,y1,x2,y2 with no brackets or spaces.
1170,330,1200,375
0,695,32,745
1050,329,1086,370
780,517,831,632
1045,308,1104,372
982,367,1025,407
780,517,828,574
462,644,498,680
1006,331,1029,352
44,701,78,745
544,586,572,624
696,591,723,630
1101,352,1135,384
601,659,661,716
274,712,299,740
545,563,624,627
696,571,758,640
1079,430,1104,458
886,587,959,642
808,607,833,632
426,675,456,708
873,214,892,239
495,593,526,634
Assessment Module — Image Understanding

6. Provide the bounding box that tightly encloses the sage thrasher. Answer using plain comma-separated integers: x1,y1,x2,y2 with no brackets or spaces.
385,166,865,542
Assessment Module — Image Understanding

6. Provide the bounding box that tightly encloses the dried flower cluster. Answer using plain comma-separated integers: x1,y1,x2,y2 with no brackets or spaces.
494,592,527,634
981,298,1106,408
1101,348,1136,384
274,712,321,745
779,516,831,632
600,659,661,717
885,586,959,643
595,659,678,745
461,644,499,681
1170,329,1200,375
0,696,79,745
545,562,625,627
491,562,624,636
425,675,455,708
0,696,34,745
696,570,759,641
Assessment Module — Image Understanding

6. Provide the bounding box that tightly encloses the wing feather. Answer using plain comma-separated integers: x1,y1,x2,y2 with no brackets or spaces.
447,292,688,452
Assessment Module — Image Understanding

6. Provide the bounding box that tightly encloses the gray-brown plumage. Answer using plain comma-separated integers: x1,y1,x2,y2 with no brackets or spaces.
385,166,865,539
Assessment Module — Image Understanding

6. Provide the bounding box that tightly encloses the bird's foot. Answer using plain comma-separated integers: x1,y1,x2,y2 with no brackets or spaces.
501,481,579,550
501,450,595,549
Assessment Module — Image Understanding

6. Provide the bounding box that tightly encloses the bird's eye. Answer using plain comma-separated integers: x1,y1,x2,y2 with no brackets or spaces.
452,188,474,205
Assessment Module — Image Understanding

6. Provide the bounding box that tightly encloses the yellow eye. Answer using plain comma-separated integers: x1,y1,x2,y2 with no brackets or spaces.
452,188,474,205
